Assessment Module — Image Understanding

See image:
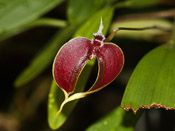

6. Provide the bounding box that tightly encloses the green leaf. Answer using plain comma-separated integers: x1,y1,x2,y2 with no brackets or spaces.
0,0,64,39
48,81,65,129
14,25,77,87
48,6,114,130
67,0,105,24
121,43,175,113
86,106,141,131
110,19,172,41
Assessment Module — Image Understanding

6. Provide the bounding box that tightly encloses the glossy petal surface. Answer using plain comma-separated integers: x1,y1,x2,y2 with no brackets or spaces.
53,37,92,94
89,43,124,92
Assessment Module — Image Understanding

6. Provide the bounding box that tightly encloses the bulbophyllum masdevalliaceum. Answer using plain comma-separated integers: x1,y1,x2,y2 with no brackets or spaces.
53,19,124,115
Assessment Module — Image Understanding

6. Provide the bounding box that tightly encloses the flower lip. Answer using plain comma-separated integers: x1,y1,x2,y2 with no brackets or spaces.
93,33,105,48
93,34,105,41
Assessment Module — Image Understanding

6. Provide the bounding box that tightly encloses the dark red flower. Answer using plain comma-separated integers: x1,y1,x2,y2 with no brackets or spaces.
53,20,124,115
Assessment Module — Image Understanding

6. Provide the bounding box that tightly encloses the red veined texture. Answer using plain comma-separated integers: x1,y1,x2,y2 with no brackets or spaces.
53,37,93,94
88,43,124,92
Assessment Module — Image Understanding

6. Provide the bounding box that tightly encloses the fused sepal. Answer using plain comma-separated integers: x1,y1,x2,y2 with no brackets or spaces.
88,43,124,93
53,37,93,94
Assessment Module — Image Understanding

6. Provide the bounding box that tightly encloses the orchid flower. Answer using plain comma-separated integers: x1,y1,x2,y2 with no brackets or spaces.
53,19,124,115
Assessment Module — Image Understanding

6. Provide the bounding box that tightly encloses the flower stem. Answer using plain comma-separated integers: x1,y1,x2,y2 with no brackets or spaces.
105,26,170,42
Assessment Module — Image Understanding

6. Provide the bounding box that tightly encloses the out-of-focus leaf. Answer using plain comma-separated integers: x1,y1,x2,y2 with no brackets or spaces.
86,107,141,131
0,0,64,40
121,42,175,113
14,25,77,87
67,0,105,24
48,6,114,130
48,81,64,129
0,18,67,41
111,19,172,41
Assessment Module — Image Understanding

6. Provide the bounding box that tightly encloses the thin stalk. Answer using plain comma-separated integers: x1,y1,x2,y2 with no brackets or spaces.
117,9,175,21
28,18,67,28
105,26,170,42
0,18,67,41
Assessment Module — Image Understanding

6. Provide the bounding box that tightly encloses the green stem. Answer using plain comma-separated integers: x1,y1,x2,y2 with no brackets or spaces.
28,18,67,28
0,18,68,41
105,25,170,42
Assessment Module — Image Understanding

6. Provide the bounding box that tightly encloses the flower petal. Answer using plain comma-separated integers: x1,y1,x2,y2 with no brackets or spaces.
53,37,93,94
88,43,124,93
